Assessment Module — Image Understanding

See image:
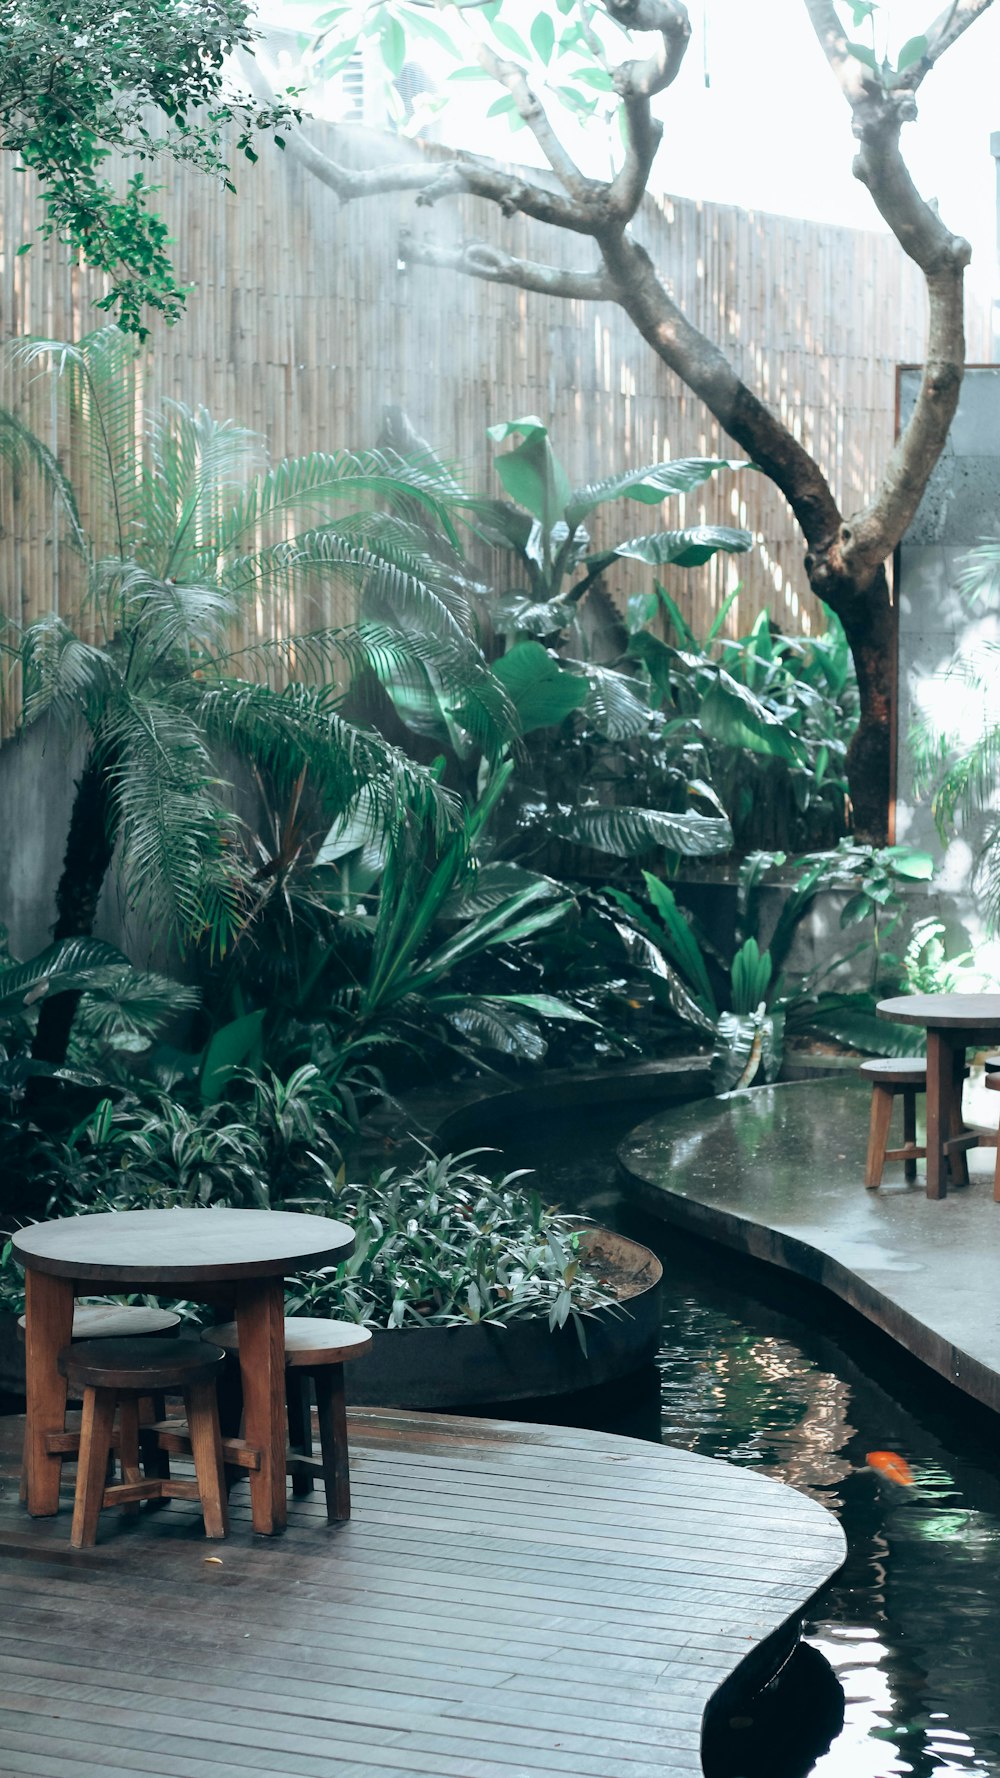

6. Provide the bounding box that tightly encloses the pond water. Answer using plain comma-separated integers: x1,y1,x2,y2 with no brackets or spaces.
487,1097,1000,1778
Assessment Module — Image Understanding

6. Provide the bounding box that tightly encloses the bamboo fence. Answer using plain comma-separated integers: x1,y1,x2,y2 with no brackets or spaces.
0,118,988,735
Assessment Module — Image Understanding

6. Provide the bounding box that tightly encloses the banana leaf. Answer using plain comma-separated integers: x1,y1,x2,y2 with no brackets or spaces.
582,524,752,577
493,640,588,733
551,803,732,858
565,457,747,528
0,937,129,1013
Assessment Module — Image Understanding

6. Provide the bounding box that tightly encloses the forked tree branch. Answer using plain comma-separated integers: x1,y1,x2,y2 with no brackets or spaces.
399,230,617,297
803,0,979,573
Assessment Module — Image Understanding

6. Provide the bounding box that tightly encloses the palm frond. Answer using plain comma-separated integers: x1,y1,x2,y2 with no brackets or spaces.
0,408,87,555
148,403,267,580
18,616,117,728
8,328,143,559
189,677,462,843
72,967,200,1055
102,692,247,957
209,448,468,560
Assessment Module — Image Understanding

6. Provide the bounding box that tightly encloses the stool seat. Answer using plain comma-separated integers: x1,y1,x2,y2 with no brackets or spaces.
859,1057,927,1084
55,1336,229,1548
984,1055,1000,1073
202,1317,372,1523
59,1336,224,1395
206,1318,373,1368
19,1304,181,1342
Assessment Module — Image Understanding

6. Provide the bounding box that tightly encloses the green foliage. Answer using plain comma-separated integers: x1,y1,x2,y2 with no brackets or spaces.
628,597,858,854
604,842,932,1090
1,330,516,967
2,1,293,333
285,1147,619,1342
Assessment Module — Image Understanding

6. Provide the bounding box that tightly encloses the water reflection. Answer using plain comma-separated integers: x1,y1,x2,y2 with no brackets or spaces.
492,1102,1000,1778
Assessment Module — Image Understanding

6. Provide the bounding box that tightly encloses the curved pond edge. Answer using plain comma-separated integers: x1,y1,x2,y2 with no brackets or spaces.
618,1076,1000,1420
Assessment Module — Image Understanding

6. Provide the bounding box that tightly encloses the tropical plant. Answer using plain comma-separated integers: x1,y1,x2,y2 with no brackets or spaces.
262,761,598,1072
11,1062,351,1225
0,328,517,1066
627,586,857,852
263,0,995,842
285,1147,619,1346
604,842,933,1091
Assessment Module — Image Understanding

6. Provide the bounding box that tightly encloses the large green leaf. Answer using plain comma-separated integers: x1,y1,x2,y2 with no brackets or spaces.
583,525,753,577
443,1000,548,1061
640,873,717,1014
579,665,650,739
607,914,716,1036
487,418,571,533
711,1008,775,1093
445,862,564,919
491,592,576,638
789,993,920,1058
200,1009,266,1105
552,804,732,858
699,671,801,762
493,641,587,733
0,938,128,1013
565,458,747,529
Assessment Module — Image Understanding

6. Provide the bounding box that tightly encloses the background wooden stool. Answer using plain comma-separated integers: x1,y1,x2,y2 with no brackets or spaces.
986,1073,1000,1200
861,1059,928,1187
205,1318,373,1523
58,1336,228,1548
18,1303,180,1502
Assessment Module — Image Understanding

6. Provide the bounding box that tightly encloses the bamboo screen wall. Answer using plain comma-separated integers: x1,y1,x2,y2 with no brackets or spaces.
0,117,986,735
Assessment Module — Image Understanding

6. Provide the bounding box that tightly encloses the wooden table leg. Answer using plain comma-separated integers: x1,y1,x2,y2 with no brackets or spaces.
234,1279,286,1535
23,1268,75,1516
925,1031,953,1200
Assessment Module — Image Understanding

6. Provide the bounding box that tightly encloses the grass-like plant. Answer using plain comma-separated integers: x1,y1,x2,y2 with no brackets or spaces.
286,1148,619,1343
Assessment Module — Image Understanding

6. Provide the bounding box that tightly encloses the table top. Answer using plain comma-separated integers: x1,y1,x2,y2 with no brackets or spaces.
877,993,1000,1030
11,1207,354,1285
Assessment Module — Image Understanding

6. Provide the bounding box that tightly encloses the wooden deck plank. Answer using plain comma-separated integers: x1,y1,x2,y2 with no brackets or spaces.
0,1406,843,1777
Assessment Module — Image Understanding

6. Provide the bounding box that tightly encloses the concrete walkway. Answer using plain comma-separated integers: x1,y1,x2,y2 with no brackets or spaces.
619,1074,1000,1413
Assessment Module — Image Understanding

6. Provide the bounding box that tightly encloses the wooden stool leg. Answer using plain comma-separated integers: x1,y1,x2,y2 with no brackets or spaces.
117,1398,142,1518
314,1365,350,1523
71,1387,117,1550
902,1089,918,1182
287,1372,314,1496
865,1085,894,1188
184,1382,229,1540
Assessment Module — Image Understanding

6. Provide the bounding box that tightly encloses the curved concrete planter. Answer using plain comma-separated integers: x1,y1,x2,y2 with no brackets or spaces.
345,1225,663,1411
0,1225,663,1411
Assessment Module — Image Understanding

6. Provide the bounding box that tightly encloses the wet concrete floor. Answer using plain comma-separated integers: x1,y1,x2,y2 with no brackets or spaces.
619,1074,1000,1414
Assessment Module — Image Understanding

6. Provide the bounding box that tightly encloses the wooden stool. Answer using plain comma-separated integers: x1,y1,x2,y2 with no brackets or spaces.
205,1318,373,1523
57,1336,228,1548
987,1073,1000,1200
862,1057,972,1188
18,1303,181,1502
861,1059,928,1188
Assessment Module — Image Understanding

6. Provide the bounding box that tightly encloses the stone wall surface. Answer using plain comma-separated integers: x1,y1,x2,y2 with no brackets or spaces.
896,366,1000,947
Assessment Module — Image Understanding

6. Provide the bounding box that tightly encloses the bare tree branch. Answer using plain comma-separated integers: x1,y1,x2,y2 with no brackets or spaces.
472,41,598,204
896,0,994,89
399,231,617,298
803,0,975,574
606,0,691,220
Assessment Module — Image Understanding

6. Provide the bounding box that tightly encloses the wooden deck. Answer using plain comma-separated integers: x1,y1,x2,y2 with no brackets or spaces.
0,1406,844,1778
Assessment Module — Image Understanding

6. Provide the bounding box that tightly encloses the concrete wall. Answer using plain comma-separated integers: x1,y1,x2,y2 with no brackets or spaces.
896,367,1000,943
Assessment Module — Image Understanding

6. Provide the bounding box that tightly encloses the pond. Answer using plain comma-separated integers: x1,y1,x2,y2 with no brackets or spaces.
486,1096,1000,1778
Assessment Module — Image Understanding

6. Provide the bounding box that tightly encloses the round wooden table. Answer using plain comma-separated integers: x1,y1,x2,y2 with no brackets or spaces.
877,995,1000,1199
12,1208,354,1534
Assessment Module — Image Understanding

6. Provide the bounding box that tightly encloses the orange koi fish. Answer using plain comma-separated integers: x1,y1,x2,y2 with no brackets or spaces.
866,1450,915,1486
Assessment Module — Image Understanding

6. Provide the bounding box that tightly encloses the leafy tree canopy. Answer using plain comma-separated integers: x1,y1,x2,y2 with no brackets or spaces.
2,0,291,334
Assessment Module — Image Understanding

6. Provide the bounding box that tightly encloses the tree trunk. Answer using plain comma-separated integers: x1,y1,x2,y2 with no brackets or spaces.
31,747,118,1067
807,560,895,843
